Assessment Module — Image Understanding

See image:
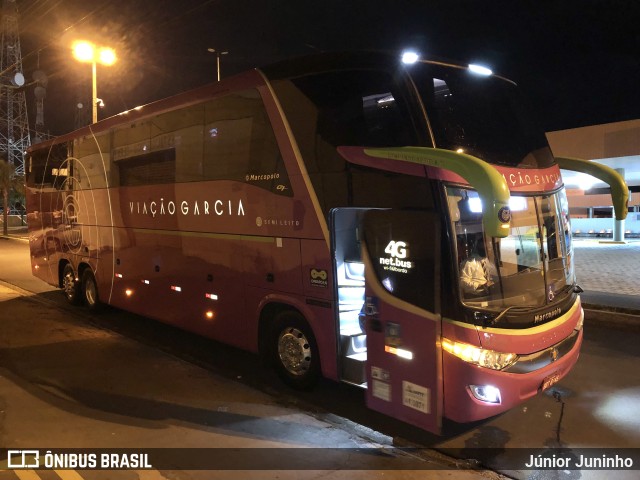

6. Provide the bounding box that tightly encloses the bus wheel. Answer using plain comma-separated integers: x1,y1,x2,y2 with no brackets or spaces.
62,264,81,305
271,311,320,390
81,269,102,311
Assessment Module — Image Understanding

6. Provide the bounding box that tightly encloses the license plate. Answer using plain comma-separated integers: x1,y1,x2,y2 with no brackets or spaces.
541,372,561,391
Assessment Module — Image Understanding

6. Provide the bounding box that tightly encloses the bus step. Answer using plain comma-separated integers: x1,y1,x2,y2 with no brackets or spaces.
340,331,366,356
342,351,367,387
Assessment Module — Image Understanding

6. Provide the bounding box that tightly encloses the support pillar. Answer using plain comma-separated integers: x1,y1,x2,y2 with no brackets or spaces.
613,168,626,242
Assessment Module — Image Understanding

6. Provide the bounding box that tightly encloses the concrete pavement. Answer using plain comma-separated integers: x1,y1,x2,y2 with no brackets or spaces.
573,238,640,310
0,280,493,479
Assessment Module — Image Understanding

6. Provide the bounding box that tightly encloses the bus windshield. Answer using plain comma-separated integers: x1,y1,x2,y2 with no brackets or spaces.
447,187,574,309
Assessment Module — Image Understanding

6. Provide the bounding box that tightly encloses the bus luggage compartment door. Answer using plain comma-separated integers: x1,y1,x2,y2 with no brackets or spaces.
361,209,442,434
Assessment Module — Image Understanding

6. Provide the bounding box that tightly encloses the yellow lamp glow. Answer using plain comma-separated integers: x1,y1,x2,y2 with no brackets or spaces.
71,40,116,123
72,41,95,63
99,47,117,66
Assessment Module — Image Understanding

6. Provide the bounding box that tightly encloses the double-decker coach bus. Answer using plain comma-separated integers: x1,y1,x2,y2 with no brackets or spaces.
26,52,628,434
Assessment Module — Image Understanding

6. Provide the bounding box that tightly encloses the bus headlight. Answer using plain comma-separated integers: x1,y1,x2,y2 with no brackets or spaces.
469,385,501,403
442,337,518,370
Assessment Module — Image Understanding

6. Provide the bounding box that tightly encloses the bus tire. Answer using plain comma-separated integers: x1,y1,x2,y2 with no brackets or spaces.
271,311,320,390
81,268,102,311
62,264,82,305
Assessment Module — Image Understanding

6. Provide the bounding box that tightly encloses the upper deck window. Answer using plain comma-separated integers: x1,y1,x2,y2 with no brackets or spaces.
271,69,431,212
112,89,290,195
202,90,290,195
272,69,424,168
410,64,554,168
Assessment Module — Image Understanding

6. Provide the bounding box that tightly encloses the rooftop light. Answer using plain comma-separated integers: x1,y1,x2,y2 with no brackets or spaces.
468,64,493,76
401,51,419,65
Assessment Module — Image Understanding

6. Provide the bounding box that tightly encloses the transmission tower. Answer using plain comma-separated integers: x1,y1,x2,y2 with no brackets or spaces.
0,0,30,175
33,51,49,144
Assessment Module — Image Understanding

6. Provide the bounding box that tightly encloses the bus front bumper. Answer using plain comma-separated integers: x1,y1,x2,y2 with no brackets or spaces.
443,327,583,424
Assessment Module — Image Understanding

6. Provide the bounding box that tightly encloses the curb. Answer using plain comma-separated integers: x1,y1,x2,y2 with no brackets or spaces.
582,301,640,316
583,305,640,331
0,233,29,242
0,279,34,297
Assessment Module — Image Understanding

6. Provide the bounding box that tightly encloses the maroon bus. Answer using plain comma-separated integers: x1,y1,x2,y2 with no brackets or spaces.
26,52,628,434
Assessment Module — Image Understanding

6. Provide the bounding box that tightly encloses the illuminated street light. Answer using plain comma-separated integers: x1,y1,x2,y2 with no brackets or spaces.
72,40,116,123
207,48,229,82
401,51,419,65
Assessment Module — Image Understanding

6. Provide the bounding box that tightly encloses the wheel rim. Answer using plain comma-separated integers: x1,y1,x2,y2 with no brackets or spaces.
85,276,97,306
277,327,312,376
63,270,76,299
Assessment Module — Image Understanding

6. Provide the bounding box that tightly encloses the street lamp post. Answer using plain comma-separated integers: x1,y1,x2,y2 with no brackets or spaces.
91,60,97,123
72,41,116,124
207,48,228,81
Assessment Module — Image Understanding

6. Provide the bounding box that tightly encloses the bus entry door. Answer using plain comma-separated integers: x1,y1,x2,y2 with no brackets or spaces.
361,209,442,434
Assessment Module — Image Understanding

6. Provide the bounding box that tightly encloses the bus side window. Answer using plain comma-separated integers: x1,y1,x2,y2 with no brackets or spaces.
73,133,111,189
115,118,176,187
203,89,290,195
28,143,70,190
118,150,176,186
154,104,204,183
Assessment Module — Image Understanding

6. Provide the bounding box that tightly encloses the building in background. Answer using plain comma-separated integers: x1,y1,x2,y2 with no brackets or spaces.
547,119,640,238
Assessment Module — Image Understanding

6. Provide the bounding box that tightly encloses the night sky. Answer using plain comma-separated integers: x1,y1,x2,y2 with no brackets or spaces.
16,0,640,137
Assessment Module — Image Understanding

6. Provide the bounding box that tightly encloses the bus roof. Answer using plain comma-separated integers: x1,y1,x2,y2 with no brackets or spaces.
27,68,265,152
260,50,516,85
28,51,515,153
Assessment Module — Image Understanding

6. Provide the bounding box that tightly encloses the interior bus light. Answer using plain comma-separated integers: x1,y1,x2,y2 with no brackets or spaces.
205,293,219,300
171,285,182,292
469,384,501,404
125,289,133,297
466,196,524,215
385,345,414,360
115,273,123,278
469,197,483,213
142,279,150,284
442,337,518,370
205,310,214,320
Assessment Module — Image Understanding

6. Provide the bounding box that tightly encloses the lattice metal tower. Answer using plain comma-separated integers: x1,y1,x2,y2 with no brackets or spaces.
33,52,49,144
0,0,30,175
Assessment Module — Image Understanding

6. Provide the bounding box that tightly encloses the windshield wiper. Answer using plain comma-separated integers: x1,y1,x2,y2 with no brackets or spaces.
479,304,539,328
